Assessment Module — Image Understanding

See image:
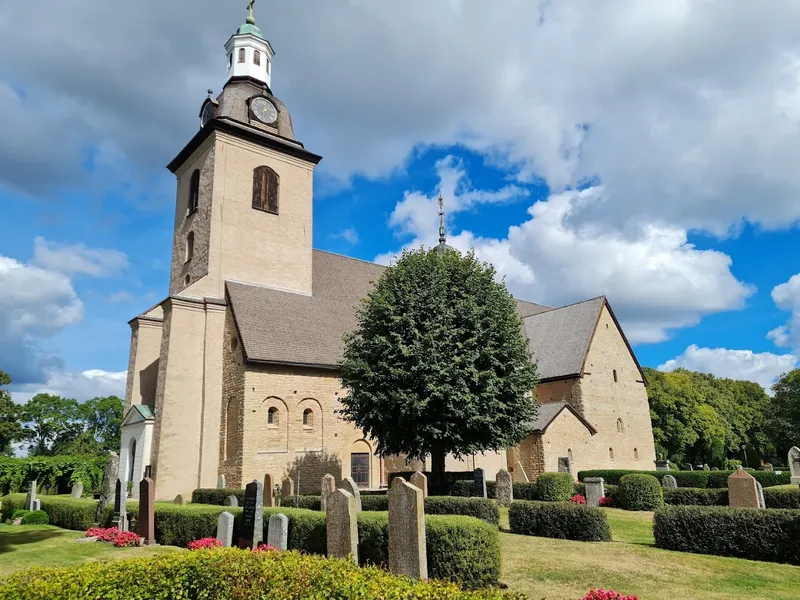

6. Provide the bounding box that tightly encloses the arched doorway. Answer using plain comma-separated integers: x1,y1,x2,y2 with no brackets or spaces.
129,438,137,483
350,440,371,488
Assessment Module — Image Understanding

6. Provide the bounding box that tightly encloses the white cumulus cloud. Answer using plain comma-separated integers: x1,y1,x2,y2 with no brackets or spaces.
11,369,127,404
33,236,129,277
768,273,800,351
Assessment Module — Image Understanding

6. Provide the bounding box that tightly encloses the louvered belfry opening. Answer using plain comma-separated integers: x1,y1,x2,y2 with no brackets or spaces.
252,165,279,214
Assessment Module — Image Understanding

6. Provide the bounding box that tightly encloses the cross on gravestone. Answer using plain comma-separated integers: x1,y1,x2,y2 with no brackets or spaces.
96,451,119,522
71,482,84,499
321,474,336,512
474,468,487,499
326,489,358,562
789,447,800,485
139,477,156,546
267,513,289,551
495,468,513,507
410,471,428,498
281,477,294,501
728,467,760,508
340,476,362,512
238,480,264,549
661,474,678,489
584,477,605,507
263,474,276,507
225,495,239,507
217,474,226,489
112,478,129,532
388,477,428,580
557,457,572,475
216,511,234,548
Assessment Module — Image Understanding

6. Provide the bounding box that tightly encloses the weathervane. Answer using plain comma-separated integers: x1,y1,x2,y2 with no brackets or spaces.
438,194,446,245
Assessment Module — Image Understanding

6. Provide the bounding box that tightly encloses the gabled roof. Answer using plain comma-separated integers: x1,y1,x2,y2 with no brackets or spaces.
530,401,597,435
122,404,155,427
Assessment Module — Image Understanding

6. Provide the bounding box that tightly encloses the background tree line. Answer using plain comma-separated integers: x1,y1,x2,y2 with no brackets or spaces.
0,370,123,458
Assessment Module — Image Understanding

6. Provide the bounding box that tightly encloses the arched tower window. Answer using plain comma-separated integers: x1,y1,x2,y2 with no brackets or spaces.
238,48,246,63
634,448,640,461
608,447,615,461
253,50,261,66
252,166,279,214
303,408,313,427
616,418,624,434
267,406,279,426
185,231,195,263
613,369,618,383
188,169,200,213
128,438,137,483
567,448,573,462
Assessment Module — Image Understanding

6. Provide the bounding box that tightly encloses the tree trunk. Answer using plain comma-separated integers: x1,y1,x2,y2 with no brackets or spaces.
431,445,446,475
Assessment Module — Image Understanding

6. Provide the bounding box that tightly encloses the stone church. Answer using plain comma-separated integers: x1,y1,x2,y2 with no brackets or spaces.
119,7,657,500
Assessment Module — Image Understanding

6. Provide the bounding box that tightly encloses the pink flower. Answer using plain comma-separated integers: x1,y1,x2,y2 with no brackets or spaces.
189,537,223,550
599,496,614,507
570,494,587,505
254,543,278,552
111,531,141,548
580,589,638,600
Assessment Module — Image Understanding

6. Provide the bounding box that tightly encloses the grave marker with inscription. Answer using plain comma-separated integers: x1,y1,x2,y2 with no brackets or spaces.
139,477,156,545
410,471,428,498
321,474,336,512
495,468,513,507
216,511,234,548
238,480,264,549
341,476,362,512
263,474,276,507
326,489,358,562
388,477,427,580
474,468,487,498
267,513,289,551
728,467,760,508
584,477,605,507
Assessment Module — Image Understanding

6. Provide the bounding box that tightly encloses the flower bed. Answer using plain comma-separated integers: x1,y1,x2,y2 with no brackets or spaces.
189,537,223,550
85,527,140,547
580,590,638,600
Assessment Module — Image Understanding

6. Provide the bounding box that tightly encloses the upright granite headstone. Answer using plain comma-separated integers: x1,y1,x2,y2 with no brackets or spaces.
216,511,234,548
762,463,773,472
756,481,766,509
144,465,152,479
321,474,336,512
388,477,427,580
584,477,605,507
656,460,671,472
703,464,710,471
410,471,428,498
263,474,276,507
474,468,487,499
217,474,226,489
96,451,119,521
662,474,678,489
25,480,37,510
173,494,185,505
557,457,572,475
728,467,760,508
340,476,362,512
281,477,294,501
112,478,128,532
681,463,693,471
495,468,513,507
71,482,84,499
139,477,156,545
238,480,264,549
225,495,238,507
326,489,358,562
267,513,289,551
789,447,800,485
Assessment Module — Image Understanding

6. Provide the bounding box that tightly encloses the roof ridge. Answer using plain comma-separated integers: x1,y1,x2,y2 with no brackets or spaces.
225,279,312,297
313,248,387,268
524,295,605,318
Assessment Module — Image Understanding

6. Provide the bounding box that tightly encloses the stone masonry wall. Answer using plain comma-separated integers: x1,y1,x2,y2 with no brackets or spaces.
220,308,246,487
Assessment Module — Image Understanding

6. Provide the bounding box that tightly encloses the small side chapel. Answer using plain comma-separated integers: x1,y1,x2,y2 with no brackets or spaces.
119,5,657,500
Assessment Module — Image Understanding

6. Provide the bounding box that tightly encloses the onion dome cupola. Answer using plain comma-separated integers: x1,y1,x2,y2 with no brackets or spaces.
225,0,275,90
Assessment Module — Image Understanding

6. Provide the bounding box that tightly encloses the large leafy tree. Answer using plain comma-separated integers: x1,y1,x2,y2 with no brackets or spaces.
78,395,124,452
0,370,23,456
766,369,800,460
20,393,82,456
338,247,538,474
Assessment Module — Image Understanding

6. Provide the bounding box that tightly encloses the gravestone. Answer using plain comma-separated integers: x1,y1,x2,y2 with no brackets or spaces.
681,463,693,471
96,451,119,521
388,477,427,580
216,511,234,548
661,474,678,489
340,476,362,512
139,477,156,545
702,464,710,471
173,494,185,505
217,474,226,489
762,463,773,472
238,480,264,549
410,471,428,498
655,460,671,472
225,495,238,507
321,474,336,512
557,456,572,475
584,477,605,507
25,480,37,510
495,468,513,507
711,467,719,471
112,478,128,532
144,465,152,478
71,482,84,499
474,468,487,499
32,499,41,511
756,481,766,509
281,477,294,501
267,513,289,551
728,467,760,508
263,474,276,507
326,489,358,562
789,447,800,485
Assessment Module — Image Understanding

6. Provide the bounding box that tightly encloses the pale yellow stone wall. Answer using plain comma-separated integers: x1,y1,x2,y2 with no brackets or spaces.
445,451,506,478
540,409,594,476
124,318,163,411
536,378,583,412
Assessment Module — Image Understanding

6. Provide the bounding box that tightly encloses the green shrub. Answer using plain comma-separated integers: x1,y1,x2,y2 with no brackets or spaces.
20,510,49,525
0,456,105,496
672,471,710,488
424,497,499,526
1,494,98,530
450,480,497,498
281,495,322,510
663,487,727,506
619,474,663,511
764,487,800,509
361,495,389,511
535,473,574,502
511,482,537,500
578,469,790,488
653,505,800,564
191,488,245,505
10,509,29,520
508,500,611,542
0,548,523,600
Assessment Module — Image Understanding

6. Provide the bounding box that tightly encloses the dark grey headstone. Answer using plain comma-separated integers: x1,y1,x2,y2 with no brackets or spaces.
557,457,572,474
238,480,264,549
112,478,128,532
474,468,487,498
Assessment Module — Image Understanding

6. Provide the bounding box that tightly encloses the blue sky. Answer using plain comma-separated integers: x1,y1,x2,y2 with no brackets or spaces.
2,0,800,400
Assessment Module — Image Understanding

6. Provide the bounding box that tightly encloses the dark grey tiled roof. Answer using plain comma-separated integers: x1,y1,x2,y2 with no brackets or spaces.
227,250,553,369
530,401,597,434
522,297,605,381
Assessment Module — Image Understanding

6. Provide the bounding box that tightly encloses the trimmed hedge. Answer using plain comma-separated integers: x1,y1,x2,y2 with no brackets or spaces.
578,469,790,488
764,487,800,509
535,472,574,502
0,548,523,600
508,500,611,542
191,488,246,506
20,510,49,525
451,480,537,500
424,497,499,526
663,487,727,506
282,495,323,510
388,471,475,496
0,456,106,496
653,505,800,564
618,474,663,511
2,494,100,530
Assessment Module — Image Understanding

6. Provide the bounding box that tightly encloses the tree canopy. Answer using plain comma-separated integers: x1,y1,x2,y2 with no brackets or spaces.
765,368,800,460
0,371,22,456
338,247,538,473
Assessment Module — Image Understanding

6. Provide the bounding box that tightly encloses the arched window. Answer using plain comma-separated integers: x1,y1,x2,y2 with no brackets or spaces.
567,448,573,462
188,169,200,213
253,50,261,66
266,58,271,74
267,406,279,426
238,48,246,63
252,166,279,214
616,418,624,434
608,447,615,460
303,408,313,427
128,438,137,483
613,369,618,383
634,448,639,461
185,231,194,263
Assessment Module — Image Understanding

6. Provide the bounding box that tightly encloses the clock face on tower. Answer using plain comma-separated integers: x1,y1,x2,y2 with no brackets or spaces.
200,102,215,127
251,97,278,124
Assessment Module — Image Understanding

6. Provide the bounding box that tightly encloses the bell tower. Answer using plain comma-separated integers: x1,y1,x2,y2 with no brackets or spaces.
225,0,275,90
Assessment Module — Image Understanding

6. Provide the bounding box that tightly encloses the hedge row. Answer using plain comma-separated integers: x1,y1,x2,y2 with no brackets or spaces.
653,505,800,564
0,456,105,496
452,476,567,502
508,501,611,542
0,548,523,600
1,494,105,530
388,471,475,496
577,469,789,488
191,488,246,506
764,487,800,509
662,487,728,506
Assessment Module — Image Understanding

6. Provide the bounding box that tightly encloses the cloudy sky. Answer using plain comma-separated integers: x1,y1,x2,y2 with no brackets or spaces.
2,0,800,401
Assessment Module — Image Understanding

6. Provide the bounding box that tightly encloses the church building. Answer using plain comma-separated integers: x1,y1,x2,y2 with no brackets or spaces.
119,6,657,500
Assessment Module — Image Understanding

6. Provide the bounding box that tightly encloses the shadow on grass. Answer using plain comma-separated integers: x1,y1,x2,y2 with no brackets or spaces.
0,528,63,554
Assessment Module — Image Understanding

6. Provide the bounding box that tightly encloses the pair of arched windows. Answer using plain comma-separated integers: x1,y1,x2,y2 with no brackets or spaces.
607,447,639,461
234,48,264,66
266,406,313,428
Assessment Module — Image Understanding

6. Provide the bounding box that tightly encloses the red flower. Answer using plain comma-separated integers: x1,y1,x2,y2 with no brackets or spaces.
569,494,587,504
189,537,223,550
112,531,141,548
580,588,638,600
599,496,614,507
254,543,278,552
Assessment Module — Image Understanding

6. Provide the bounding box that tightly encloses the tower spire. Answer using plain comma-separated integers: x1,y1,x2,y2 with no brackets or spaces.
247,0,256,25
438,194,446,245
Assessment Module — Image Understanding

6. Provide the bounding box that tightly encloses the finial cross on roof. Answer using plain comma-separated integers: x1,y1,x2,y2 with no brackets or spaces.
247,0,256,24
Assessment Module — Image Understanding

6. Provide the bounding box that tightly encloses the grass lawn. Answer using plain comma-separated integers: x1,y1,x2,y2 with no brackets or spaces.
499,507,800,600
0,524,180,577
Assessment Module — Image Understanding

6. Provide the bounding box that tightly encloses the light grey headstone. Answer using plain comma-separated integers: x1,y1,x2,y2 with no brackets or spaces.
96,451,119,522
217,474,226,489
173,494,185,505
474,468,487,498
71,482,84,499
225,495,239,507
655,460,671,472
238,480,264,549
26,480,37,510
762,463,773,472
661,474,678,489
321,474,336,512
388,477,427,580
682,463,693,471
281,477,294,500
584,477,605,507
756,481,766,509
711,467,719,471
703,464,710,471
32,499,41,512
267,513,289,551
495,468,513,507
216,511,234,548
263,474,276,507
410,471,428,498
326,489,358,562
789,446,800,484
340,476,362,512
